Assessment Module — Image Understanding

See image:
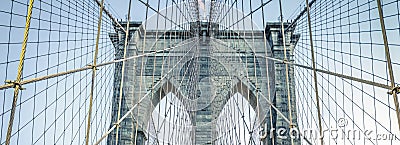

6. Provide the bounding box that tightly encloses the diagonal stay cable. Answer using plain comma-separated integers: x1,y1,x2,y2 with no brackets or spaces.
285,0,316,32
257,54,392,90
114,0,133,144
137,0,196,36
225,0,272,29
210,37,308,144
235,74,313,145
93,38,199,145
171,0,194,22
94,0,126,33
210,38,392,90
0,39,196,91
143,50,198,143
217,0,237,24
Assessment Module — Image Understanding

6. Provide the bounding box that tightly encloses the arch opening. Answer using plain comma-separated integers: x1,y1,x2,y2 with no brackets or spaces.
214,92,261,145
145,92,194,145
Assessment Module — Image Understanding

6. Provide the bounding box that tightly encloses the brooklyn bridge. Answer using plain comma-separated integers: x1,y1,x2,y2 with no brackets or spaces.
0,0,400,145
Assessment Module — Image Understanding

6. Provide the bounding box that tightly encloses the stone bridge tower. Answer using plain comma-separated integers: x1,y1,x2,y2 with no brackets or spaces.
107,21,299,145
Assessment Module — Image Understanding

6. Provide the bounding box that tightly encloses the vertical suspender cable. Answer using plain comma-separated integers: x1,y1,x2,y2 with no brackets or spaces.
278,0,295,144
85,0,105,145
305,0,324,144
159,0,168,143
155,0,163,143
134,0,149,144
376,0,400,132
5,0,35,145
260,0,274,143
115,0,133,144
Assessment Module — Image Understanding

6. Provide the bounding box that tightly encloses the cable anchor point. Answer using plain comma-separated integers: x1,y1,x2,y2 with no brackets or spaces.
87,64,99,70
5,80,25,90
113,122,120,127
388,86,400,95
289,124,296,128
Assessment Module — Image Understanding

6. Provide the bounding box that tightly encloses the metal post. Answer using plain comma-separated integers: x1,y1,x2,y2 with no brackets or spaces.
5,0,34,145
376,0,400,132
305,0,324,144
85,0,105,145
115,0,133,144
